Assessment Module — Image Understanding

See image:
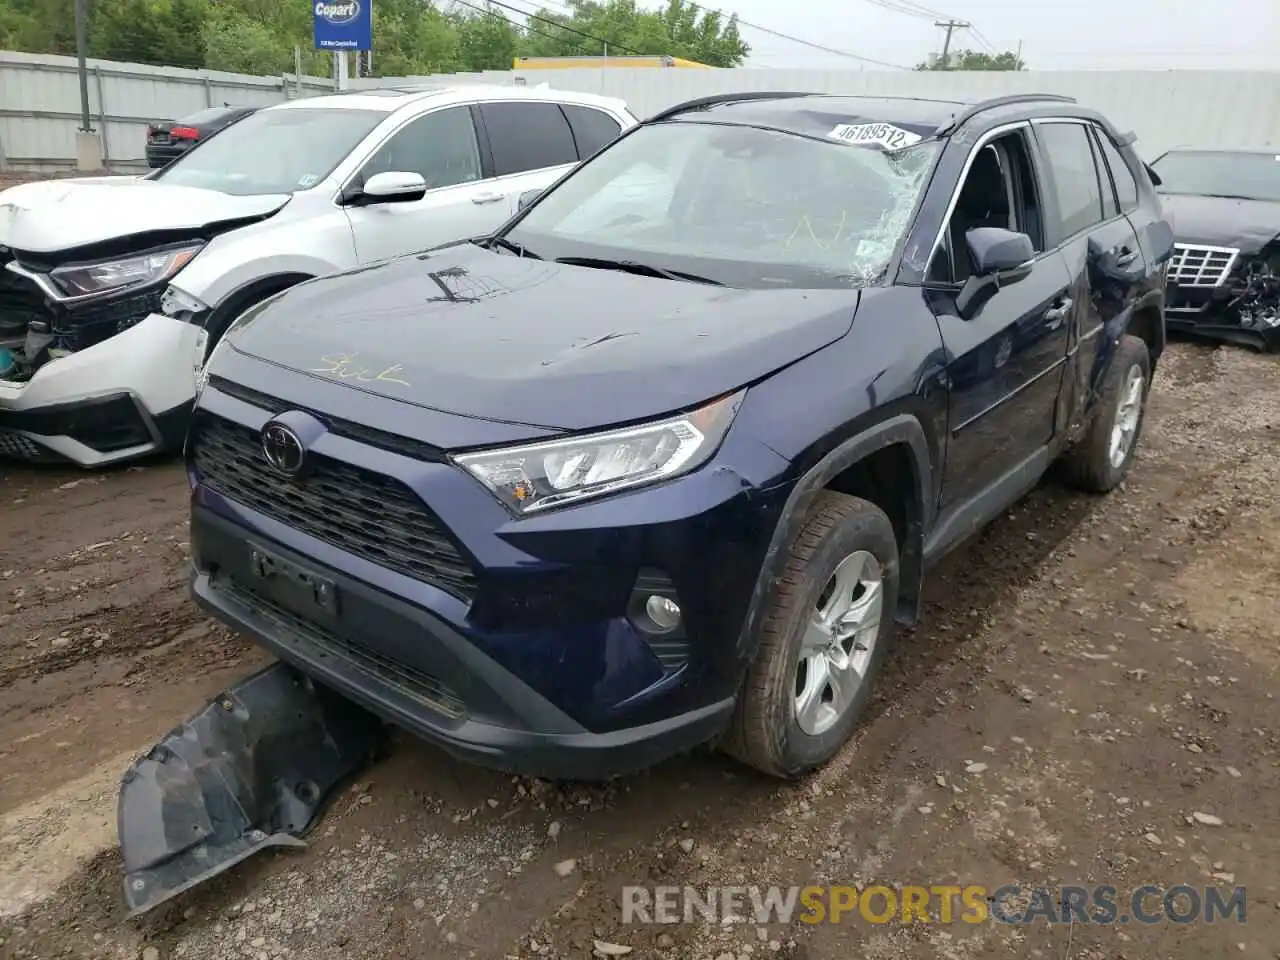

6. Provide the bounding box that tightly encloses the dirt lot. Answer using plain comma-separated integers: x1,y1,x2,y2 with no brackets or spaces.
0,341,1277,960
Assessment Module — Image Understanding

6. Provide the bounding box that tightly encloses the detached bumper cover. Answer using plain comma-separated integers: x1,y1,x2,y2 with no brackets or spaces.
117,662,383,916
0,312,203,464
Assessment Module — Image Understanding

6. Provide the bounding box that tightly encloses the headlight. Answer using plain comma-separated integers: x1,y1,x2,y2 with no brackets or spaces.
454,391,743,515
50,243,203,299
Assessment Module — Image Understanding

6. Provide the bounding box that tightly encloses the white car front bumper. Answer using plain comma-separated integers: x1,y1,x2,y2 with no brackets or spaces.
0,312,205,467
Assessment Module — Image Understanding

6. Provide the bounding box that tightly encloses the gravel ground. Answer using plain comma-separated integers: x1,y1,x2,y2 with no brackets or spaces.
0,340,1277,960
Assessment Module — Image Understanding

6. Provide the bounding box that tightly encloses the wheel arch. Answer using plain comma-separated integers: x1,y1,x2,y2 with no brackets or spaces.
736,414,935,667
204,273,315,353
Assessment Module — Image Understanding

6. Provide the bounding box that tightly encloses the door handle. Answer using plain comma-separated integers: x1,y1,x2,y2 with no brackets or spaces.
1044,297,1073,326
472,191,505,205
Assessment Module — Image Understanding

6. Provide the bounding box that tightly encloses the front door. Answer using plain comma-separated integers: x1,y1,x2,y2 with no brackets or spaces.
929,125,1074,511
344,104,508,264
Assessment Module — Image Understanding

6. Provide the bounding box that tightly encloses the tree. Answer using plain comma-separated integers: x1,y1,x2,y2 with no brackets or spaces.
453,10,520,71
519,0,749,67
916,48,1026,71
0,0,751,72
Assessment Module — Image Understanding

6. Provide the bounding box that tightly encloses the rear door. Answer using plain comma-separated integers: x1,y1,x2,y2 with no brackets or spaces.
1029,118,1145,434
473,101,622,214
343,104,499,263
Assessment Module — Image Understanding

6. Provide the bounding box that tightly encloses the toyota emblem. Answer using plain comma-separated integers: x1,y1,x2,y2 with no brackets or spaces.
261,422,306,476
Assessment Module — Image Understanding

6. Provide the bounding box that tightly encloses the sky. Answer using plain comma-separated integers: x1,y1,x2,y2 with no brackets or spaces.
716,0,1280,71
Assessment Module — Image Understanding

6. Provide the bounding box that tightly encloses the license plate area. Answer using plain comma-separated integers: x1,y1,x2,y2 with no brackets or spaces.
246,545,339,624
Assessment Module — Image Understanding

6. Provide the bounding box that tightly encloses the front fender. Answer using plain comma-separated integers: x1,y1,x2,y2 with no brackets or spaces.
734,413,935,670
172,206,355,309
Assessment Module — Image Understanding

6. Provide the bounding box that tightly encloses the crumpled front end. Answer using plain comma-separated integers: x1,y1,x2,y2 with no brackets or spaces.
0,246,207,465
1164,241,1280,352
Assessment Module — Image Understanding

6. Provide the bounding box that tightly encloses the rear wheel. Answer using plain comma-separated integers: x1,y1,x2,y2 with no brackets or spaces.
1060,333,1152,493
722,491,899,779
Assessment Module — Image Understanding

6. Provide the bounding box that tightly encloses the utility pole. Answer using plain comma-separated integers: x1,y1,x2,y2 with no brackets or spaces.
934,19,969,70
73,0,101,170
74,0,91,132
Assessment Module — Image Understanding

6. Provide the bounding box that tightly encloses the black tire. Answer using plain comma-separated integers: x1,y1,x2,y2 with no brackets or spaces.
1059,334,1152,493
722,490,900,779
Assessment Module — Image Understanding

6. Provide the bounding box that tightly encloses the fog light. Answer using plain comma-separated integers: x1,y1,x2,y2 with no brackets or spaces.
644,595,682,632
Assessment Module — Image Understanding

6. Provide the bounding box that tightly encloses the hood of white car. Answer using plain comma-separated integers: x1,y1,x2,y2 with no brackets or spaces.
0,177,291,255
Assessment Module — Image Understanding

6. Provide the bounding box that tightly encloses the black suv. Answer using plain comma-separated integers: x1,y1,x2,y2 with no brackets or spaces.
185,91,1173,782
1150,147,1280,351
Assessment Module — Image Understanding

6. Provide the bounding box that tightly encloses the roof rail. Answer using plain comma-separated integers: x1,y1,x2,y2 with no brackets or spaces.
935,93,1078,134
647,90,816,123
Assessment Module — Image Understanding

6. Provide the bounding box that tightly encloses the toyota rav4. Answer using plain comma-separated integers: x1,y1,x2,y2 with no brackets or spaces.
181,90,1174,783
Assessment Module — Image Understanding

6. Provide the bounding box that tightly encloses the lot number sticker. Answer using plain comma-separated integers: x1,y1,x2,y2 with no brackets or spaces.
828,122,924,151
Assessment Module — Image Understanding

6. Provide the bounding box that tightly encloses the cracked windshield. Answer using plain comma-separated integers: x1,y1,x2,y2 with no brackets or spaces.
508,120,939,288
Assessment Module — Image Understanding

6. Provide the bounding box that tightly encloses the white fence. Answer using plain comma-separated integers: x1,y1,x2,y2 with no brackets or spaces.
3,48,1279,171
357,67,1280,161
0,50,333,172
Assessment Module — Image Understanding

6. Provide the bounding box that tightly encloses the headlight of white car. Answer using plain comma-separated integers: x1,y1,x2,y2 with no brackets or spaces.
454,391,744,515
49,242,203,298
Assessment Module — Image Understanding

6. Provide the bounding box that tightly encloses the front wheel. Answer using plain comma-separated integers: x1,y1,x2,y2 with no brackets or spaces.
722,491,899,779
1060,333,1152,493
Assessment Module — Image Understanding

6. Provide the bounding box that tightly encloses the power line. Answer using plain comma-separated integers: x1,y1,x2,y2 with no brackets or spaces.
460,0,647,56
681,1,910,69
447,0,601,53
858,0,941,21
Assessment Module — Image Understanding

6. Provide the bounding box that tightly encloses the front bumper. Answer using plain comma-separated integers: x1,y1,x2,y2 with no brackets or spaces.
191,507,737,780
0,312,204,465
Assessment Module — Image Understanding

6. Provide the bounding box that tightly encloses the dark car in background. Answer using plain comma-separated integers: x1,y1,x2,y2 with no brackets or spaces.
145,105,257,168
1151,147,1280,351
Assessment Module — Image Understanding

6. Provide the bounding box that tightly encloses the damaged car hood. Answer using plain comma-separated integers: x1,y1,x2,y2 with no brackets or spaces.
0,177,290,254
1158,193,1280,253
224,243,861,431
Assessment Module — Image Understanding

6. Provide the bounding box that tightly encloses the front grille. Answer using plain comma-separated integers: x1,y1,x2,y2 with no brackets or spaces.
1167,244,1239,288
60,285,165,348
192,412,478,602
220,579,467,719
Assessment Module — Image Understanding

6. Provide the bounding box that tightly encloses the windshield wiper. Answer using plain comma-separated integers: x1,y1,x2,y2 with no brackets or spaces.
482,236,542,259
1197,193,1260,201
554,256,722,285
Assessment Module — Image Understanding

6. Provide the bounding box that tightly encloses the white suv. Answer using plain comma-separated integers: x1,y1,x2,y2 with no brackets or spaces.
0,83,636,466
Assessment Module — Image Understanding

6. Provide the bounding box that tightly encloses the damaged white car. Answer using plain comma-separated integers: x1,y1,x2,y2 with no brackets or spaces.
0,83,636,465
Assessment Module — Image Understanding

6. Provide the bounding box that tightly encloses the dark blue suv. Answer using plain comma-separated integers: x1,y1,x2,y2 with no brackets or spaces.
186,91,1173,781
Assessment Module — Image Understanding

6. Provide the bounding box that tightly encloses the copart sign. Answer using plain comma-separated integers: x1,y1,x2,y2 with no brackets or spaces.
313,0,372,51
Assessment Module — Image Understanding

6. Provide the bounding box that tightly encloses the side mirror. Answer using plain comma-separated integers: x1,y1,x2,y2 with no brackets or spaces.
968,227,1035,278
955,227,1035,320
357,171,428,205
517,189,542,212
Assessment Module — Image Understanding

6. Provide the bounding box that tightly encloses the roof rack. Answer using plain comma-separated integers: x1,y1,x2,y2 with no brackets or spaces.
647,90,816,123
934,93,1078,134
